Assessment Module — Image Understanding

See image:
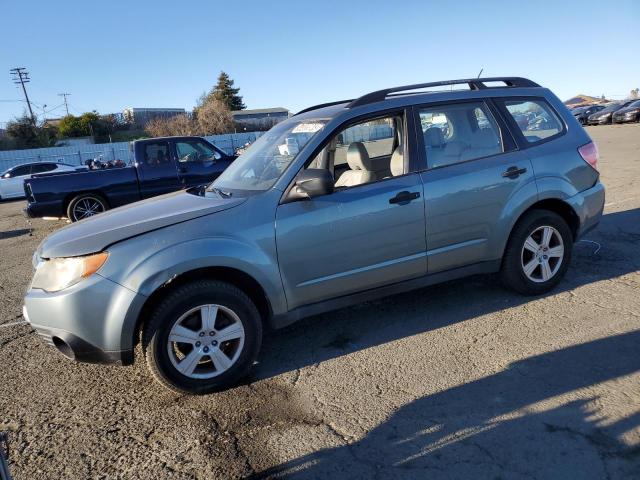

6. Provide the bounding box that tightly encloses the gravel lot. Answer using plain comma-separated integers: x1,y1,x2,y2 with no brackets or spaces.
1,123,639,479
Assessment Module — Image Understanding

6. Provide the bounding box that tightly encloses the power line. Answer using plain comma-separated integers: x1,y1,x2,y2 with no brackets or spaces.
9,67,35,125
58,93,71,115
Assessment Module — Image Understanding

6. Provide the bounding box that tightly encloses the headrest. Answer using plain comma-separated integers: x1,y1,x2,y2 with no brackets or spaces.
346,142,372,171
424,127,445,148
390,146,403,176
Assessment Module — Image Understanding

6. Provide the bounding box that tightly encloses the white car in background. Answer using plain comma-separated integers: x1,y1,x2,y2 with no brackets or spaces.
0,162,77,200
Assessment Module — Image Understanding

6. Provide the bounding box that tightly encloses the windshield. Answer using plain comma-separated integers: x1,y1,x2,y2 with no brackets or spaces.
209,118,328,193
600,104,622,113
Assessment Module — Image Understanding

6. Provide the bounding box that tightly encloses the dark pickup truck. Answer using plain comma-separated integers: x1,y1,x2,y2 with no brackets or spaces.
24,136,235,221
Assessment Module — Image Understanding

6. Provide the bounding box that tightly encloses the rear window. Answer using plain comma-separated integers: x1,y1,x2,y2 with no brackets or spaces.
503,99,563,144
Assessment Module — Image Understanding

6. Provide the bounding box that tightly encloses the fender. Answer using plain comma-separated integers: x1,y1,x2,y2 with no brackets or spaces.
102,234,287,354
491,175,540,259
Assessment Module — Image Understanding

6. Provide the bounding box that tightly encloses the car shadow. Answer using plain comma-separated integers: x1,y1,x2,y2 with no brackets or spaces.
251,207,639,383
253,330,640,479
0,228,31,240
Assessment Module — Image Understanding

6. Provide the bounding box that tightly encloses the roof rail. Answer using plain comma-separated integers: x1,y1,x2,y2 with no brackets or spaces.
295,99,353,116
348,77,540,108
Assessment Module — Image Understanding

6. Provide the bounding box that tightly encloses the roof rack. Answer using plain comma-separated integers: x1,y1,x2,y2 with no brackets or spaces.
295,99,354,116
348,77,540,108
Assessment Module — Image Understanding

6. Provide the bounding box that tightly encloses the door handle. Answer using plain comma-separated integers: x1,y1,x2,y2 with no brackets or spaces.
389,191,420,205
502,166,527,179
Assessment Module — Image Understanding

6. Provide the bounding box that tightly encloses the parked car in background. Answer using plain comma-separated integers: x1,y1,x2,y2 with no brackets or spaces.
587,101,634,125
23,77,605,394
612,100,640,124
573,105,605,125
24,136,236,221
0,162,77,200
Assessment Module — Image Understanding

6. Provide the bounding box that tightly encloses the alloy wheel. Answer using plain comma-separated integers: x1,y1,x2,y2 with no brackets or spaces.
166,304,245,379
73,197,105,220
521,225,564,283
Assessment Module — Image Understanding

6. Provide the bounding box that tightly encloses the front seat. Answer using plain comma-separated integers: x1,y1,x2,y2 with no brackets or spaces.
335,142,377,187
390,145,404,176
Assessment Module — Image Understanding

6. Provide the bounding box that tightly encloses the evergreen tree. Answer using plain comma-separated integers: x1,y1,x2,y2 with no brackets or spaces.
207,71,246,111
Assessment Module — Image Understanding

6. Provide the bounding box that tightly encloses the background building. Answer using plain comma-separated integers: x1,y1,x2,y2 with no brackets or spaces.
231,107,290,131
122,107,186,127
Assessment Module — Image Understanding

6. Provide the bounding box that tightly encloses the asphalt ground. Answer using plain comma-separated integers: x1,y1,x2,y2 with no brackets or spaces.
0,123,639,479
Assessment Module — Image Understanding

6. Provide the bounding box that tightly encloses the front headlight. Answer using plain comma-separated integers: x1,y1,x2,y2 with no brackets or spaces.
32,252,108,292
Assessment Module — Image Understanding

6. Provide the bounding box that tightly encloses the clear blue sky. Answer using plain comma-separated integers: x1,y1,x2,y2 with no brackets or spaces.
1,0,638,125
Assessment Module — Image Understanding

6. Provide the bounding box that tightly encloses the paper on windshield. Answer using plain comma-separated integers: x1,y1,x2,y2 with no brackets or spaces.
292,122,325,134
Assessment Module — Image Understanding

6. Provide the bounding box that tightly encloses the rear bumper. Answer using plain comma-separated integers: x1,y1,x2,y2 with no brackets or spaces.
24,201,65,219
566,181,605,239
23,273,146,365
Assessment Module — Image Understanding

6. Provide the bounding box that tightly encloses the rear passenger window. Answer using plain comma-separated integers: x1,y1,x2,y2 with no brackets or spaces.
143,142,171,167
418,101,503,169
503,99,563,143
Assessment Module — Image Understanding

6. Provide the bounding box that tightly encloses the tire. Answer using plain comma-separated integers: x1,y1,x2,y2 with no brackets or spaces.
142,280,262,394
67,193,108,221
500,210,573,295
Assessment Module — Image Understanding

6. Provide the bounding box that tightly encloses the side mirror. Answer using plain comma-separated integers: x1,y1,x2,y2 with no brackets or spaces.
2,173,10,179
213,151,222,161
287,169,334,202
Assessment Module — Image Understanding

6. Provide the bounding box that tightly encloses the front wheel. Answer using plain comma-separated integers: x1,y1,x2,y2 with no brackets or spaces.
143,280,262,394
500,210,573,295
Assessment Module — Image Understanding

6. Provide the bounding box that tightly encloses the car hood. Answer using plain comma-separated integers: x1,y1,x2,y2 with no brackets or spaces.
614,106,638,114
37,190,246,258
591,110,614,117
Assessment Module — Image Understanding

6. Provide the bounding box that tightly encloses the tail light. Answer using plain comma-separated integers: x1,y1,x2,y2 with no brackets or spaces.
578,141,599,172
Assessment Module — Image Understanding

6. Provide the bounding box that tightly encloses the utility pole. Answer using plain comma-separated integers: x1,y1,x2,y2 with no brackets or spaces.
58,93,71,115
10,67,35,125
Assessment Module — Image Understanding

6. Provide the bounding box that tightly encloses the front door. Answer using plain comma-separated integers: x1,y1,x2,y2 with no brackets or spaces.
2,164,32,198
275,110,427,310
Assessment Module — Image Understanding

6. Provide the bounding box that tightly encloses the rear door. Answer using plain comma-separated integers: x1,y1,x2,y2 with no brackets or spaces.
414,99,536,273
136,140,181,198
173,138,232,187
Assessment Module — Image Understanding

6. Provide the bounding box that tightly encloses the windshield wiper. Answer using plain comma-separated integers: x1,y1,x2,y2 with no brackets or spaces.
211,187,233,198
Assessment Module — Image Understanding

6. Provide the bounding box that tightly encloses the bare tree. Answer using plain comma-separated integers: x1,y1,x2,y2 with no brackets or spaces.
145,114,198,137
195,99,234,135
144,117,173,137
169,114,198,136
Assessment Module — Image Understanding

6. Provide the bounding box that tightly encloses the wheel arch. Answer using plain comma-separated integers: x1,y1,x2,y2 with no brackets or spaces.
64,190,110,215
500,197,580,263
131,266,273,352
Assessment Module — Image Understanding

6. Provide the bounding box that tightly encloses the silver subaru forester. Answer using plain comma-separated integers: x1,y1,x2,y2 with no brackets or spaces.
24,77,605,394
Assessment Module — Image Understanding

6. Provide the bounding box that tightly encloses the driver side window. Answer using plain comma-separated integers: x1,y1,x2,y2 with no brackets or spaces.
306,113,406,190
176,140,220,163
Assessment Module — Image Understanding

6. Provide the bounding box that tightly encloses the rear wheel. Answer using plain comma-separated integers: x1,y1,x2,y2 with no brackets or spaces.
500,210,573,295
143,280,262,394
67,193,108,221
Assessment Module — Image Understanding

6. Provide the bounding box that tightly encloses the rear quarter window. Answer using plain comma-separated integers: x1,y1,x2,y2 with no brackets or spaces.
501,98,564,144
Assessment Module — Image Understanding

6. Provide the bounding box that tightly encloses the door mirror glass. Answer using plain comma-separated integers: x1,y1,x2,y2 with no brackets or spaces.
287,169,334,201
